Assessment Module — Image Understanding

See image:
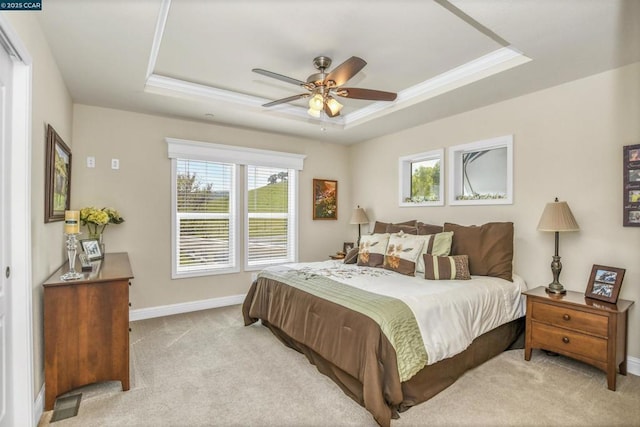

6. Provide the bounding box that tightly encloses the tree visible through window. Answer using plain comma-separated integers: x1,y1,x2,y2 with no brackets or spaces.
399,149,443,206
411,159,440,202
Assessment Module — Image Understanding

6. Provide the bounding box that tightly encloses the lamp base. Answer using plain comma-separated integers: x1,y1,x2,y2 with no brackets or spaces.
546,255,566,295
545,284,567,295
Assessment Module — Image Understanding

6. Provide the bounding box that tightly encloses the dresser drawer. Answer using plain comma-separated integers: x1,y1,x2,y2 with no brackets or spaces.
531,322,607,362
531,301,608,337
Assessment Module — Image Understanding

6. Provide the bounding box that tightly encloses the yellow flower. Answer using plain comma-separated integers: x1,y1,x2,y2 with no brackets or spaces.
80,206,125,236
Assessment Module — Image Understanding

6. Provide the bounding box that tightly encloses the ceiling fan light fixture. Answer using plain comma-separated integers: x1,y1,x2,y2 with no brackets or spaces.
326,97,343,115
309,93,324,111
307,108,321,118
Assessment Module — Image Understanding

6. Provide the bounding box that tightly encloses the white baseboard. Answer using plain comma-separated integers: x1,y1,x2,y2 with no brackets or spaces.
129,294,246,321
627,355,640,376
33,384,44,425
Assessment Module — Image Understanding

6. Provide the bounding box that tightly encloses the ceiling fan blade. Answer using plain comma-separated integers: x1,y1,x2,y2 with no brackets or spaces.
323,56,367,87
262,93,309,107
252,68,307,87
336,87,397,101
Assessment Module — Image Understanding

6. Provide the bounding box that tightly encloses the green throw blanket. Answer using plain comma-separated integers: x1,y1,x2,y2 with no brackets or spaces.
259,269,428,381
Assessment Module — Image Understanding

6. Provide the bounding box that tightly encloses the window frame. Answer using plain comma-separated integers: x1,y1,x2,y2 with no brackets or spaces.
170,158,240,279
167,138,305,279
448,135,513,205
398,148,444,207
244,166,298,271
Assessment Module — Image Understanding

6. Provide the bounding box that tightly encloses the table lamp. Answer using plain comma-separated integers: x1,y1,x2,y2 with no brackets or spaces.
349,205,369,245
537,197,579,294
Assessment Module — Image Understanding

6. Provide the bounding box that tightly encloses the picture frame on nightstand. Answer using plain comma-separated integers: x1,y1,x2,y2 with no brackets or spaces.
585,264,625,304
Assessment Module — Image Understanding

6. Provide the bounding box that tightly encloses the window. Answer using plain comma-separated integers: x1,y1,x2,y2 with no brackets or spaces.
448,135,513,205
173,159,238,277
399,149,444,206
167,138,305,278
245,166,297,269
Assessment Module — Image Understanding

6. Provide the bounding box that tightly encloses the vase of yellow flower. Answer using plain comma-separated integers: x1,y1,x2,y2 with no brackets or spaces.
80,207,125,253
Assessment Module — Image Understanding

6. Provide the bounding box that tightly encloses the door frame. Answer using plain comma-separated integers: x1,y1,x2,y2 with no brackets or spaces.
0,15,34,426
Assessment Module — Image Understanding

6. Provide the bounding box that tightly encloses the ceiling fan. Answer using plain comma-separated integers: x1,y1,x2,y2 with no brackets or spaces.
253,56,397,118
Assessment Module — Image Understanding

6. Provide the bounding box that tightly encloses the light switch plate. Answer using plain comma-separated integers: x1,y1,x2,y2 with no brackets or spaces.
111,159,120,170
86,156,95,168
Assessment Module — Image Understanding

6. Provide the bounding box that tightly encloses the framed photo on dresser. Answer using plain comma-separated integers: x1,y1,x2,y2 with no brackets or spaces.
585,264,625,304
623,144,640,226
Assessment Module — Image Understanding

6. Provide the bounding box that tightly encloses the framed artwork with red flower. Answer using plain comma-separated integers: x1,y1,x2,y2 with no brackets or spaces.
313,179,337,220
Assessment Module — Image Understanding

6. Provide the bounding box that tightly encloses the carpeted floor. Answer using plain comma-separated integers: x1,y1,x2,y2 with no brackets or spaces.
38,305,640,426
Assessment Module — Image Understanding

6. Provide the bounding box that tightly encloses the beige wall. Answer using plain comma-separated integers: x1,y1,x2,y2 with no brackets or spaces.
6,13,74,398
70,105,352,309
349,62,640,358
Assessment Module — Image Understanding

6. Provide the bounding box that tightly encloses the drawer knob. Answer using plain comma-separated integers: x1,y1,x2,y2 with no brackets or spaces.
562,336,570,344
562,314,571,321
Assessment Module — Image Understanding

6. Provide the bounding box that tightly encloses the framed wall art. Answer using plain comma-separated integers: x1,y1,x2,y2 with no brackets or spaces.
584,264,625,304
313,179,337,220
45,124,72,223
623,143,640,226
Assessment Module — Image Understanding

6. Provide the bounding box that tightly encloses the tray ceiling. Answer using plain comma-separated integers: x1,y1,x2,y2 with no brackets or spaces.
37,0,640,144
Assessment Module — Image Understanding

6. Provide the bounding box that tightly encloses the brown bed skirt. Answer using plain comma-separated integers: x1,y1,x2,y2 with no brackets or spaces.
261,316,524,421
244,276,524,426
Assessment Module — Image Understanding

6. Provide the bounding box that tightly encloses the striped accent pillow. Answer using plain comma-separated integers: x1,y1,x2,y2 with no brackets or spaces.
424,254,471,280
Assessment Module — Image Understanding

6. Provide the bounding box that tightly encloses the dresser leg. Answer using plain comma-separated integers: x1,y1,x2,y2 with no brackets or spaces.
619,359,628,376
524,347,532,361
607,370,616,391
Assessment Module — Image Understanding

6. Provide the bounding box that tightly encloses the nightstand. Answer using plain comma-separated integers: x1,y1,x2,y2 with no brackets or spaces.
523,286,634,391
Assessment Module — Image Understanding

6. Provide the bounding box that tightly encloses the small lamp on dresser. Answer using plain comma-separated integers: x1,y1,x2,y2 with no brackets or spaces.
537,197,580,294
349,205,369,246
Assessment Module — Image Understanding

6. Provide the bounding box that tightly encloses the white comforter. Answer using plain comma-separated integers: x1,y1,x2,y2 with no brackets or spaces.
267,260,527,365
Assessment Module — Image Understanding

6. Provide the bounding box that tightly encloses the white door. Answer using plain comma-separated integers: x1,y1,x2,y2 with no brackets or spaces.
0,16,33,426
0,33,14,427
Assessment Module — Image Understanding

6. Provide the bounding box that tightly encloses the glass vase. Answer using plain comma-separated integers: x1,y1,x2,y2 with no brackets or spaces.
89,233,105,255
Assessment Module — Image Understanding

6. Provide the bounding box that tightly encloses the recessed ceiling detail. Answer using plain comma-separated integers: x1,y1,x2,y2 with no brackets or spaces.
144,0,529,132
36,0,640,144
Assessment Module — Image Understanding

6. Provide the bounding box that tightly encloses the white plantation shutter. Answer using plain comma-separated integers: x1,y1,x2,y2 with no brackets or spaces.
246,166,297,267
173,159,237,277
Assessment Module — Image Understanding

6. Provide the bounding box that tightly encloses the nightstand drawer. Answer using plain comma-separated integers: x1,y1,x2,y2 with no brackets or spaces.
531,322,607,362
531,301,608,337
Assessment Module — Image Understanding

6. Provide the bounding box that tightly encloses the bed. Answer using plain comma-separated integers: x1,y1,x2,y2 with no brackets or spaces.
242,221,526,426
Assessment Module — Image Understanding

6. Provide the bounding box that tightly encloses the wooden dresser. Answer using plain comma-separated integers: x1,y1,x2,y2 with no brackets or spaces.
43,252,134,410
523,286,633,391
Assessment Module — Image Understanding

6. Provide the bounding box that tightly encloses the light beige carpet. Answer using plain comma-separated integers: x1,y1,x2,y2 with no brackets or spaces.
38,305,640,426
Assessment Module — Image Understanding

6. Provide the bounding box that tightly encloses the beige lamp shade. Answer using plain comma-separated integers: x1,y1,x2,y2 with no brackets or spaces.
349,206,369,225
537,199,579,232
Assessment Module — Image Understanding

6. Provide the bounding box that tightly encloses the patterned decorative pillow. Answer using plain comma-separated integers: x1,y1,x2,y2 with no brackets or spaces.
424,254,471,280
357,233,390,267
383,232,426,275
414,231,454,274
